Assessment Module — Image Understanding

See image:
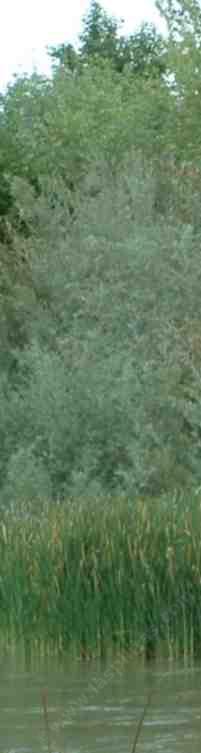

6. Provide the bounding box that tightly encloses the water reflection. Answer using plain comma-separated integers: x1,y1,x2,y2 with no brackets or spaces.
0,652,201,752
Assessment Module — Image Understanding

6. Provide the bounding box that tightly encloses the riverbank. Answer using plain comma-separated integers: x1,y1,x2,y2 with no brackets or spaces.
1,492,201,659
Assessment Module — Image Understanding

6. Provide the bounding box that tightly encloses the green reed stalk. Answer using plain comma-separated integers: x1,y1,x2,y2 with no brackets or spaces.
0,491,201,658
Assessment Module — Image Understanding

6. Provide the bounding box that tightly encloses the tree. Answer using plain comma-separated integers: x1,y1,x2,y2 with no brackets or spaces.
119,23,167,78
49,1,167,79
79,0,122,62
157,0,201,161
48,43,79,74
156,0,201,42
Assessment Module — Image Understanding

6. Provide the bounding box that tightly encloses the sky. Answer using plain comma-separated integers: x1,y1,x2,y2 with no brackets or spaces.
0,0,167,92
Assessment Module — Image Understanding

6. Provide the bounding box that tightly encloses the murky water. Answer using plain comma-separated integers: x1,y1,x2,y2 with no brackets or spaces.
1,650,201,753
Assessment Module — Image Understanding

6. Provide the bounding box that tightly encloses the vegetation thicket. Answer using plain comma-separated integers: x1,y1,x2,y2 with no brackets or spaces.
1,0,201,653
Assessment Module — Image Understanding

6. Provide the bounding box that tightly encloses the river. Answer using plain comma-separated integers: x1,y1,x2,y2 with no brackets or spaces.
0,650,201,752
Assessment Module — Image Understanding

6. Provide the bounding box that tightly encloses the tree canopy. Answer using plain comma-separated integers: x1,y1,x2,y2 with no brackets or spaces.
49,0,167,78
1,2,201,506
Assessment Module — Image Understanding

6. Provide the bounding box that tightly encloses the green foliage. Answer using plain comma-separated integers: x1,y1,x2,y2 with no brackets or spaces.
0,154,201,503
0,58,172,242
157,0,201,161
1,1,201,506
0,493,201,657
50,0,167,78
0,174,13,217
48,43,79,73
156,0,201,41
79,0,122,62
3,446,52,510
117,22,167,78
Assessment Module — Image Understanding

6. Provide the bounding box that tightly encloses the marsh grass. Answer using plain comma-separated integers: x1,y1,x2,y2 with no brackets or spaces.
1,492,201,658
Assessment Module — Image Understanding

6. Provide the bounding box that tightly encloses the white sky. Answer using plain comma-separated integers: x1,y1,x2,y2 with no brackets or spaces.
0,0,167,92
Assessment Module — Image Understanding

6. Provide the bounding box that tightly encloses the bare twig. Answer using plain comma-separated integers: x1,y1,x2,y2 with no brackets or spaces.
131,692,151,753
41,688,52,753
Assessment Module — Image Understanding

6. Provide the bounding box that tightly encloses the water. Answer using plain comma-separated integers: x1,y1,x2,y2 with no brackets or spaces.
0,651,201,752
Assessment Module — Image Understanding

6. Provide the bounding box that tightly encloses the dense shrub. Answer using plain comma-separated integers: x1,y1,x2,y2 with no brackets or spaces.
0,154,201,504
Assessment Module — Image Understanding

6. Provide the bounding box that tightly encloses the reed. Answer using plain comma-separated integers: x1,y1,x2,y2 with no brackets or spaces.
41,689,52,753
40,685,148,753
131,694,151,753
1,491,201,658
